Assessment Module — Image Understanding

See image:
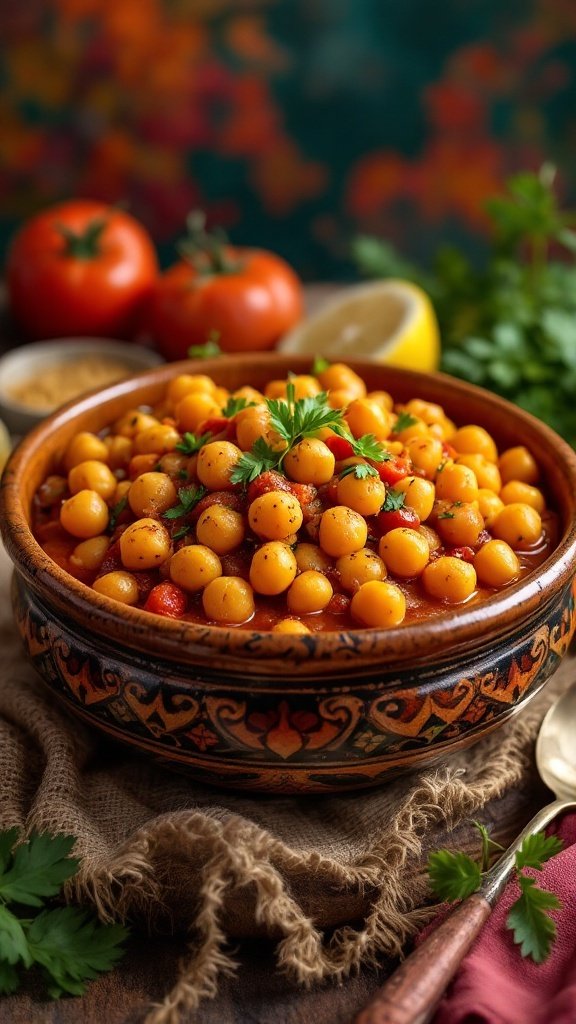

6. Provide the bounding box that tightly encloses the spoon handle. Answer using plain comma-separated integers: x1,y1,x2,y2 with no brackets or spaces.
352,797,576,1024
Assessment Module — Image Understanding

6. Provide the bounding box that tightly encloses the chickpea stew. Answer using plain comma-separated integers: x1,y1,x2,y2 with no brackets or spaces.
32,362,557,633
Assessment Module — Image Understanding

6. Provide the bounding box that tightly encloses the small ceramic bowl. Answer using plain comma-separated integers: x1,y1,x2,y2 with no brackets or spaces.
0,338,163,434
2,355,576,793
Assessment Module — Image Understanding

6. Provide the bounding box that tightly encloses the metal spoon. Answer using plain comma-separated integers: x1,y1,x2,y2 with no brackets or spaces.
353,681,576,1024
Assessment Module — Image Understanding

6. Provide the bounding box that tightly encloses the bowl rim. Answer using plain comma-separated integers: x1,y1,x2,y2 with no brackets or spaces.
2,353,576,668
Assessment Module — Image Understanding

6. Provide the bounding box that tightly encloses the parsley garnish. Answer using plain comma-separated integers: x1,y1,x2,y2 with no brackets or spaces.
339,463,379,481
221,396,256,418
380,489,406,512
175,431,212,456
108,495,128,532
428,823,563,963
230,436,281,485
162,484,207,519
393,411,419,434
0,828,127,998
346,432,391,462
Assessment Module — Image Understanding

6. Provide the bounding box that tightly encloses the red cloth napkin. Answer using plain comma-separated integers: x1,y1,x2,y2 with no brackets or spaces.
430,812,576,1024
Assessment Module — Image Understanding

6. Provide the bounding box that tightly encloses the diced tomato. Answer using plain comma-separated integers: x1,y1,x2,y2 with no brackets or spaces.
371,455,412,485
289,482,317,507
144,582,187,618
442,442,459,461
199,417,237,442
445,546,475,563
377,506,420,533
477,529,491,547
324,435,354,460
98,539,122,575
327,593,351,615
192,490,244,520
131,572,158,600
247,470,293,503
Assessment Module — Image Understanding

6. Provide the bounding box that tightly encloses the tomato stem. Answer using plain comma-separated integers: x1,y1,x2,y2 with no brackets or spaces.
57,218,107,260
178,210,241,275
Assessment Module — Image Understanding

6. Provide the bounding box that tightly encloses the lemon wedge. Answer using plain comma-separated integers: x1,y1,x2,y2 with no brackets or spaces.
279,280,440,372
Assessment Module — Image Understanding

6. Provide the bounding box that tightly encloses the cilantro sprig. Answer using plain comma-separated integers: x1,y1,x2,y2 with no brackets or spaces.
380,489,406,512
339,463,379,481
428,822,563,963
230,384,390,486
221,396,256,418
175,431,212,456
0,828,127,998
392,411,418,434
162,484,207,520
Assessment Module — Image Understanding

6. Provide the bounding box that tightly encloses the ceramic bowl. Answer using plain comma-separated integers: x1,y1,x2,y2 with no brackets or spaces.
0,338,163,434
2,355,576,793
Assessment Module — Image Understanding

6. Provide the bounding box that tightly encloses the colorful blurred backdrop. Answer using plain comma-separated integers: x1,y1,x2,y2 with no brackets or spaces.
2,0,576,278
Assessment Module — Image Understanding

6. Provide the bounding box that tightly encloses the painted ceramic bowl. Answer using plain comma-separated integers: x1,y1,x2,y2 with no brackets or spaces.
2,355,576,793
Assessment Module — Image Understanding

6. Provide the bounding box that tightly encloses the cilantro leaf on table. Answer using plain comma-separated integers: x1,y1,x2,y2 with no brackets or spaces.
0,827,128,999
26,907,128,998
0,831,78,907
428,850,482,902
507,875,561,963
427,823,564,964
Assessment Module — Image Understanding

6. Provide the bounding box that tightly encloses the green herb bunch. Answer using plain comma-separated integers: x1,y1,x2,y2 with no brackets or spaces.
354,164,576,447
0,828,127,998
428,822,563,963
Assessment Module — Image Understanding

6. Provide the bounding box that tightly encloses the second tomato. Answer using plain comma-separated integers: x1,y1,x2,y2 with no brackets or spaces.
150,236,303,358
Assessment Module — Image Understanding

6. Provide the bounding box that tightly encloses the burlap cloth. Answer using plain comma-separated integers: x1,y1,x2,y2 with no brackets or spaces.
0,541,571,1024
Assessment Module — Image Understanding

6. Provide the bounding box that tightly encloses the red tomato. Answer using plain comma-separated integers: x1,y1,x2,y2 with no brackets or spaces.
324,435,355,460
377,506,421,533
371,455,413,485
7,200,158,340
144,582,187,618
150,233,303,358
445,546,476,563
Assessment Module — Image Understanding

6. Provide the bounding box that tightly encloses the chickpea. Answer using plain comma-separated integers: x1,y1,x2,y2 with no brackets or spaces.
336,470,386,516
435,503,485,547
248,491,303,541
133,424,180,456
294,543,332,574
156,452,189,480
492,503,542,549
166,374,216,407
169,544,222,591
318,363,366,399
176,392,221,434
284,438,335,486
104,434,133,470
393,476,435,521
367,390,394,412
406,436,444,479
70,535,110,572
500,481,545,513
474,540,520,588
451,425,498,463
422,557,477,603
288,375,322,400
286,570,333,614
128,472,178,517
63,432,109,472
318,506,368,557
378,527,430,578
418,523,442,552
196,506,246,554
196,441,242,490
455,454,501,493
404,398,445,425
93,571,140,605
345,398,391,440
68,460,117,501
498,446,539,485
327,388,356,410
113,411,159,439
336,548,387,592
235,405,285,453
249,542,298,595
113,479,132,506
128,453,159,480
477,489,504,529
119,517,171,569
350,580,406,627
264,379,289,399
233,385,265,405
272,618,312,635
435,462,479,503
202,576,255,624
60,489,109,538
